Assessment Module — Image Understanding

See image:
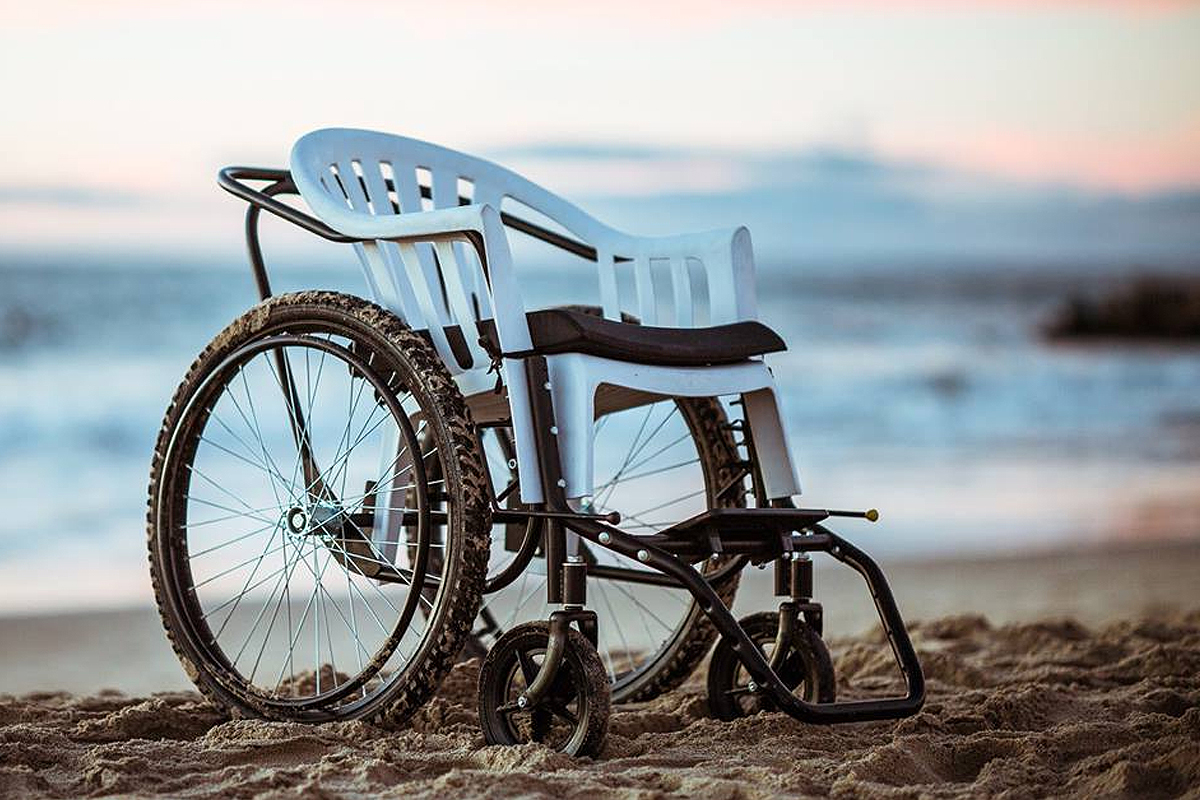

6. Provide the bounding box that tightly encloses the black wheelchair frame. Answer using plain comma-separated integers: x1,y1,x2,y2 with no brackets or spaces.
219,166,925,726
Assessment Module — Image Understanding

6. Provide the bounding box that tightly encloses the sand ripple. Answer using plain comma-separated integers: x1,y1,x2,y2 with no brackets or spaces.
1,612,1197,798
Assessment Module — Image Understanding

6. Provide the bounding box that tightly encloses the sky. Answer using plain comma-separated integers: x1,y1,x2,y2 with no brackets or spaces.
0,0,1197,261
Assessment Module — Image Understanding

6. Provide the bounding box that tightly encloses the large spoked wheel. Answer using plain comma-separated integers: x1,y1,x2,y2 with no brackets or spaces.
148,291,490,724
706,611,836,721
473,387,747,704
478,621,610,757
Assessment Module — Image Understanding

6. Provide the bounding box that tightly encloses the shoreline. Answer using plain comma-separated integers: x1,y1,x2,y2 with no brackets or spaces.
2,538,1197,697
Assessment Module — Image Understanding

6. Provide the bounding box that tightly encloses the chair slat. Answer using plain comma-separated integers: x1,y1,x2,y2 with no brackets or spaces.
671,256,693,327
633,255,656,324
597,250,620,321
430,171,479,343
705,258,738,325
389,161,422,214
335,160,371,212
377,242,425,324
319,173,351,209
357,160,393,216
463,242,493,319
385,163,447,320
434,239,483,369
430,170,458,210
396,241,459,371
340,162,424,324
359,242,416,322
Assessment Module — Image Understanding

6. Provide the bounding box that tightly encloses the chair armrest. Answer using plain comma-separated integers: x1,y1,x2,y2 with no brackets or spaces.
312,202,495,243
218,166,497,247
606,225,758,324
310,201,534,355
630,226,748,260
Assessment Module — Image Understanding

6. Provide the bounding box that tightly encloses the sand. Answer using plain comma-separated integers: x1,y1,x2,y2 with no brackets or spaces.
2,543,1199,798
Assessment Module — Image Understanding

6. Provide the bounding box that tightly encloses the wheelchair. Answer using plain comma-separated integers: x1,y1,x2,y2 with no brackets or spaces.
147,128,923,756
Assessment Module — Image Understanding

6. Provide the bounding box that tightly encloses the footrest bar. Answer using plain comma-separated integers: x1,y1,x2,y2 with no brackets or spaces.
567,517,924,724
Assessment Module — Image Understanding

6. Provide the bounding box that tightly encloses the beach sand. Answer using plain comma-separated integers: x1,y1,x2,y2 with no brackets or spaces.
1,541,1198,798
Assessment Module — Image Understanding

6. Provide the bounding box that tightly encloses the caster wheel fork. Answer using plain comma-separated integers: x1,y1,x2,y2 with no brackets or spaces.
478,617,610,757
706,609,836,721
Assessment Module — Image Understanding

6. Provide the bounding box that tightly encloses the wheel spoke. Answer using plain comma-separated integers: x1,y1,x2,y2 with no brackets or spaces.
188,521,280,558
547,701,578,725
200,556,294,620
516,650,540,686
196,430,291,501
184,471,279,527
595,581,635,677
195,530,287,592
236,364,293,509
239,536,305,672
626,487,707,521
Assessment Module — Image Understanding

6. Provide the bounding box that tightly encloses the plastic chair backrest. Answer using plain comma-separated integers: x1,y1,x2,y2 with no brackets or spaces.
291,129,757,373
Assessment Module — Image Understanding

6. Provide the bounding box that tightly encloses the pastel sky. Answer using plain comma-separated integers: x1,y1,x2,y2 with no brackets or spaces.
0,1,1197,255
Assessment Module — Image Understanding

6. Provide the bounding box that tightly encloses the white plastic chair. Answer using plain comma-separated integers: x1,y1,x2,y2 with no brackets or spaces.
289,128,800,506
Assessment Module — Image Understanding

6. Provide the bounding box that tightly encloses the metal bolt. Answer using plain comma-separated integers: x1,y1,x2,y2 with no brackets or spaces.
598,532,611,544
517,695,528,708
710,553,721,561
549,426,558,435
637,550,650,562
507,458,517,470
543,381,552,390
747,680,758,693
556,479,567,488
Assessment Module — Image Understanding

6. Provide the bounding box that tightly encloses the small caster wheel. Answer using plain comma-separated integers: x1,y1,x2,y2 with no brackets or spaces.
706,611,836,721
478,621,610,757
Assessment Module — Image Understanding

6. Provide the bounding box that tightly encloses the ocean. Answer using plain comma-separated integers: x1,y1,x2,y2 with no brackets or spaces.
1,254,1197,613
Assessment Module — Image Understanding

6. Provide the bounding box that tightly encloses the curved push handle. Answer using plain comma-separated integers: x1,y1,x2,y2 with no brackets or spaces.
219,165,620,260
218,166,358,243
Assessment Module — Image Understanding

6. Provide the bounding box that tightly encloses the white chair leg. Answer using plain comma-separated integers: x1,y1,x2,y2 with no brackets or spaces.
503,357,546,505
546,356,597,501
743,386,801,500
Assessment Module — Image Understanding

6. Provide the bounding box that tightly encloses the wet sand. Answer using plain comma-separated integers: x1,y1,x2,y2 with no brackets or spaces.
1,541,1198,798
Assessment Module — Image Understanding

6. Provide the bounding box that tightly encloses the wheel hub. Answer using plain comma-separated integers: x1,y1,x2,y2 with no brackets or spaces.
284,503,345,539
285,507,309,535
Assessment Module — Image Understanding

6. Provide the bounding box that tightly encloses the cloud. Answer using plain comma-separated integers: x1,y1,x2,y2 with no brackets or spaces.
0,186,146,208
503,143,1200,265
1,144,1196,268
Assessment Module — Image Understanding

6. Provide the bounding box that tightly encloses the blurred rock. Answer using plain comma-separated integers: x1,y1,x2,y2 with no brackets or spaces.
1045,275,1200,341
